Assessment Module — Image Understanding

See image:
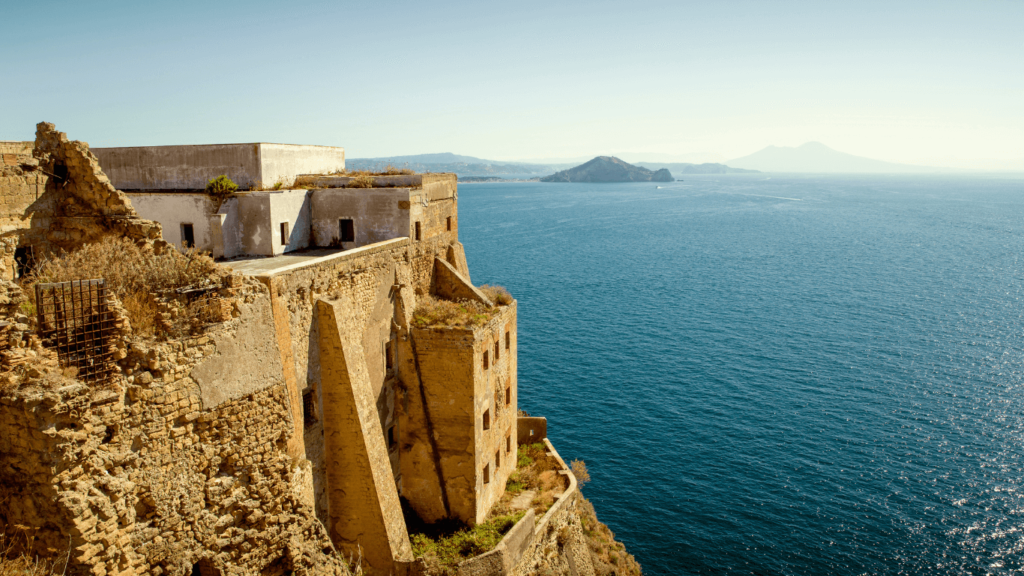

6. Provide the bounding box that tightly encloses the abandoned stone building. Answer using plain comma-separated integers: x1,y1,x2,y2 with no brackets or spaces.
0,124,616,576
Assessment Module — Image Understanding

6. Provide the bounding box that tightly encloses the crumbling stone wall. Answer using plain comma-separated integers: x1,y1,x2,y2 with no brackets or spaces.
0,124,163,280
0,283,349,576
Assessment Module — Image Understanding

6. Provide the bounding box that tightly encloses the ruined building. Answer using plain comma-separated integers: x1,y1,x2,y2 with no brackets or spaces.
0,125,633,576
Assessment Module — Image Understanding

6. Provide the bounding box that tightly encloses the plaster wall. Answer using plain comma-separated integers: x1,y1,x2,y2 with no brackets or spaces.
92,144,345,191
126,193,217,251
260,144,344,188
93,144,264,190
310,187,411,249
266,189,313,255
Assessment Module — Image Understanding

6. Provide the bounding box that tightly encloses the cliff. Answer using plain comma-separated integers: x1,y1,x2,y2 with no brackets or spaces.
541,157,674,183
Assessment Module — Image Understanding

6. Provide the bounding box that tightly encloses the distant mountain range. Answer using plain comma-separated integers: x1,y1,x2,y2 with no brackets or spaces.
637,162,758,175
347,153,756,179
541,157,673,183
728,142,953,173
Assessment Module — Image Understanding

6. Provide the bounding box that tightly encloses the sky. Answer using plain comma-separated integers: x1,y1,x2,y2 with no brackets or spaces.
2,0,1022,169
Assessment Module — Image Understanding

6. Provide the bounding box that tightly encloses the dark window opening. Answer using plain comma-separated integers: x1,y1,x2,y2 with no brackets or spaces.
494,340,499,361
415,221,421,241
505,331,510,350
192,560,221,576
387,426,396,449
280,222,290,246
181,223,195,249
483,463,490,484
446,216,452,231
14,246,34,278
303,390,317,427
483,350,489,369
506,434,511,453
52,163,68,185
385,340,394,371
496,449,501,469
339,218,355,242
505,386,511,406
483,409,491,431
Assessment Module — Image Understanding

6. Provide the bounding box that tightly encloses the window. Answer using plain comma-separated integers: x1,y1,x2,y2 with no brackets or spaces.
181,224,195,249
339,218,355,242
280,221,290,245
483,409,491,431
506,434,511,453
505,331,510,350
495,450,501,469
415,221,421,241
385,340,394,371
494,341,499,362
505,386,511,406
446,216,452,231
483,463,490,484
483,350,489,370
387,426,396,449
303,390,317,427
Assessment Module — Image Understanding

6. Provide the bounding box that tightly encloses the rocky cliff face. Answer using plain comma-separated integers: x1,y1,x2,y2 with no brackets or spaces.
540,157,674,183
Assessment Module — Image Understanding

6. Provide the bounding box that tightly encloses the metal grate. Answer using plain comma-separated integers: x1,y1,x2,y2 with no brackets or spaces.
35,279,117,385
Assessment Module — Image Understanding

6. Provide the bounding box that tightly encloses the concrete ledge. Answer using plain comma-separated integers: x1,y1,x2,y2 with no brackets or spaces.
517,417,547,445
228,237,410,277
457,509,536,576
534,438,578,538
296,173,457,192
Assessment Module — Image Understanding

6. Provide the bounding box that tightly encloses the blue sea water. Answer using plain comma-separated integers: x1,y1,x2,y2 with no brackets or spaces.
457,175,1024,575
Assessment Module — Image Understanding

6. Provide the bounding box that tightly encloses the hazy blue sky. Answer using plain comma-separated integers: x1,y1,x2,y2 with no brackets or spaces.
3,0,1022,168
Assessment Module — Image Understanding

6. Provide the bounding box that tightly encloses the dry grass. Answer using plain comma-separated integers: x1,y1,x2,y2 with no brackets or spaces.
25,237,226,338
346,174,374,189
0,534,68,576
411,285,512,329
412,295,492,328
478,285,513,306
333,165,416,177
489,443,567,519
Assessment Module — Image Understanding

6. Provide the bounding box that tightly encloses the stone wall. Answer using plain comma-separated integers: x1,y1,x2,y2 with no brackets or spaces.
0,283,349,576
404,303,518,526
0,123,163,280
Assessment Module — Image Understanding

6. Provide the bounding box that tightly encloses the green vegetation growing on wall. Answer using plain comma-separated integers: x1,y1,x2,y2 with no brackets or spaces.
410,511,525,575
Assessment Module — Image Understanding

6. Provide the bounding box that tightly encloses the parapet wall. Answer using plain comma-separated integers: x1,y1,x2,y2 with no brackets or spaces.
93,143,345,191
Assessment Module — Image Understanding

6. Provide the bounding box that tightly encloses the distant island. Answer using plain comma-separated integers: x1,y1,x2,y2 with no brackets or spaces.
541,156,674,183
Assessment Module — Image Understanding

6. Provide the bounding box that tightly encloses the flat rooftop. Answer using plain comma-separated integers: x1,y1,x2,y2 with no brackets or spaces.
225,237,410,277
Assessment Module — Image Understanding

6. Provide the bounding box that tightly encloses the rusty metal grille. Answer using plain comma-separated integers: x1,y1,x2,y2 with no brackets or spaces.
35,279,116,384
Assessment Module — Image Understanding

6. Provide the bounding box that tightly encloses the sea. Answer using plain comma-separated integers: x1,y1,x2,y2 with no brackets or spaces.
457,174,1024,575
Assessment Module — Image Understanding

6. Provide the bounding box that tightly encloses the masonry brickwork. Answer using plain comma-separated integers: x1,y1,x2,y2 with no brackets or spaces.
0,123,630,576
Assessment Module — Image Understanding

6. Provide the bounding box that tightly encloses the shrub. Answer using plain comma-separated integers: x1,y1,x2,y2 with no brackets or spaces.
410,511,525,573
205,175,238,196
571,459,591,486
478,285,513,306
